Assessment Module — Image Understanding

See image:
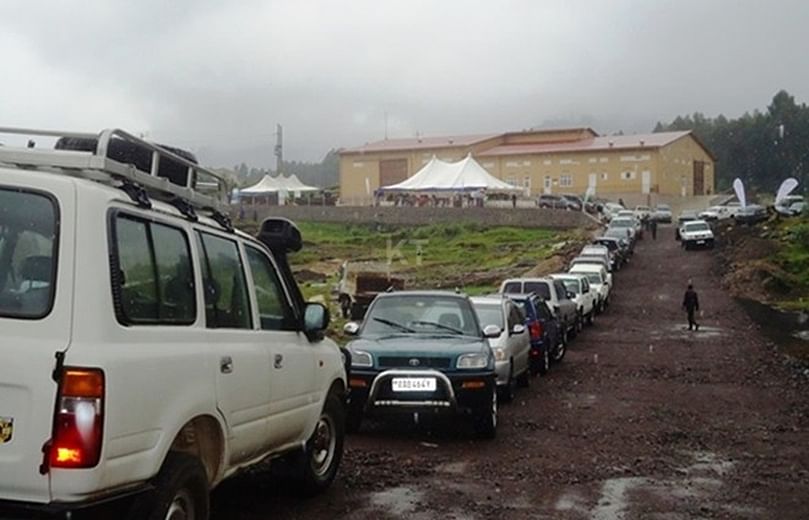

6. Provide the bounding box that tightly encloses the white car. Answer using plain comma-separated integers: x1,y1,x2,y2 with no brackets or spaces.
699,205,730,221
634,205,652,220
471,296,531,402
568,264,611,310
581,244,616,272
680,219,715,249
0,128,347,519
549,273,598,322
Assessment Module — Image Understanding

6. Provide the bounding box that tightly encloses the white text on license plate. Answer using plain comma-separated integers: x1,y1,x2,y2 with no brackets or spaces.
392,377,437,392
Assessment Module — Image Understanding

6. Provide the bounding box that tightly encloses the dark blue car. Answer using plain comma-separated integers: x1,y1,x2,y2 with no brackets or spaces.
505,293,565,375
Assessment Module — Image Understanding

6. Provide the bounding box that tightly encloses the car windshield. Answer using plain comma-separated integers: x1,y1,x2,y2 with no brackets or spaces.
610,219,632,228
522,282,551,300
473,303,504,329
0,189,58,319
363,295,480,337
685,222,710,232
573,272,602,284
558,279,580,294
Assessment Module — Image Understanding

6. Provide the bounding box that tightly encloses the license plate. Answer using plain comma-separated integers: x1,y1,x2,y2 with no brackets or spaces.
392,377,436,392
697,240,705,244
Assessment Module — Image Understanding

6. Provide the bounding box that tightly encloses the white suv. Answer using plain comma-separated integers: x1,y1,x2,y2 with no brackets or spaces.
0,128,347,519
680,219,715,249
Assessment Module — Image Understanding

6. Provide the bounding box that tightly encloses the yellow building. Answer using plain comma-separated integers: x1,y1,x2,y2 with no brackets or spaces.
339,128,715,206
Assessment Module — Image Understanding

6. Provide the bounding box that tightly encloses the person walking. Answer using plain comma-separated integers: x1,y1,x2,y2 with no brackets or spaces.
650,218,658,240
682,283,700,331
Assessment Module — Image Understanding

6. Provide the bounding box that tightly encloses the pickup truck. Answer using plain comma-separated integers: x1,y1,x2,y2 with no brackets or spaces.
499,277,580,340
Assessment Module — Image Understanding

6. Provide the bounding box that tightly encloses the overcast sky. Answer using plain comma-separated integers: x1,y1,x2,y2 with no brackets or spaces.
1,0,807,167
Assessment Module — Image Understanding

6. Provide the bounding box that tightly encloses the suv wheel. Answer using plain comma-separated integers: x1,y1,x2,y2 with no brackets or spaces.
291,391,345,496
537,347,550,375
587,309,595,325
473,386,497,439
553,337,567,363
127,452,209,520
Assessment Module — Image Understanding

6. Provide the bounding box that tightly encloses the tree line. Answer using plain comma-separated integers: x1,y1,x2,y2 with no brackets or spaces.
654,90,809,194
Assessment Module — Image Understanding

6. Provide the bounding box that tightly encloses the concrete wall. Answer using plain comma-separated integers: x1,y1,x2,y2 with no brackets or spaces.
245,205,597,230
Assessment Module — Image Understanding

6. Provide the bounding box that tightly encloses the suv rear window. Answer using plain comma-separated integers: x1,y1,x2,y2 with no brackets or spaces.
0,188,58,319
523,282,551,300
112,214,196,325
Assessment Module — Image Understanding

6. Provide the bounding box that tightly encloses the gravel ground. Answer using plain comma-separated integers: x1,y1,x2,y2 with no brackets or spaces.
211,224,809,519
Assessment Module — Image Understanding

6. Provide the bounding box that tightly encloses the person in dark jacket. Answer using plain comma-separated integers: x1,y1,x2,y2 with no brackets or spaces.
650,218,658,240
682,284,700,330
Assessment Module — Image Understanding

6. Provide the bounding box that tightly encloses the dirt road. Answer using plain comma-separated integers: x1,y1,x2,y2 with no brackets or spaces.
212,225,809,519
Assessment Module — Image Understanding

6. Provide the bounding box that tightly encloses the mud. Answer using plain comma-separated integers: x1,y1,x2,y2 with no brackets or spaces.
211,225,809,519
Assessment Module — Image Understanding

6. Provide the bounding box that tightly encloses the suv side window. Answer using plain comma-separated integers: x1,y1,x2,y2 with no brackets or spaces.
553,280,568,300
582,278,590,293
196,232,252,329
112,214,196,325
245,246,297,331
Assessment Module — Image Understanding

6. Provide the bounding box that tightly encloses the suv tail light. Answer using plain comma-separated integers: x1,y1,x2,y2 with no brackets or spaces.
49,368,104,469
529,321,542,340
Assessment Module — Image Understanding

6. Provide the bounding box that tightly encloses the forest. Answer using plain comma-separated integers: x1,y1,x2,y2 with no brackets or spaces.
654,90,809,194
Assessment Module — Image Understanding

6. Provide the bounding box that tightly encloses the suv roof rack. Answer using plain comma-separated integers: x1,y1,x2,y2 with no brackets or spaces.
0,126,228,212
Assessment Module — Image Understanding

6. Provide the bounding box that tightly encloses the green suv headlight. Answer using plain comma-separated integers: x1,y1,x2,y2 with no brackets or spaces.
457,353,489,369
350,350,373,368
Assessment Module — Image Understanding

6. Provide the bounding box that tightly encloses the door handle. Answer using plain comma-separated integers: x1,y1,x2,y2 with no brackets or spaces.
274,354,284,369
220,356,233,374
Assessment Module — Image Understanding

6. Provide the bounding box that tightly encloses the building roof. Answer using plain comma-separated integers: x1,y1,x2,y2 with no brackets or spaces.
477,131,696,157
342,133,500,154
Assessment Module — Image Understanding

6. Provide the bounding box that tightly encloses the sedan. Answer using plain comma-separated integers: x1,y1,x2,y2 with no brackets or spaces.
471,296,531,402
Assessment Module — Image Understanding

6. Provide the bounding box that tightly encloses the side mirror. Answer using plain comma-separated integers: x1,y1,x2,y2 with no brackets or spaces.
566,291,575,299
483,324,502,338
511,323,526,335
304,302,329,333
343,321,360,336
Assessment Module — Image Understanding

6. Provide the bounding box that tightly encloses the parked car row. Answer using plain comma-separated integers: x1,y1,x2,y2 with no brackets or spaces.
341,232,631,439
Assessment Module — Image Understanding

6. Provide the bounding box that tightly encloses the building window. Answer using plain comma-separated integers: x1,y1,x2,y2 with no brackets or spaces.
543,176,551,189
523,176,531,189
506,176,517,186
601,172,608,180
621,171,636,180
560,175,573,187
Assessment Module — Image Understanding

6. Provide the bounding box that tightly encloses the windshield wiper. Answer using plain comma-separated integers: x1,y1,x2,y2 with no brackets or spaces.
372,317,415,333
410,320,464,335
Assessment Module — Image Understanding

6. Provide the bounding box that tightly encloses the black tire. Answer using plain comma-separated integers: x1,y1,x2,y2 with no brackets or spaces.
516,363,531,388
127,452,209,520
346,400,363,434
537,346,550,375
587,308,595,325
552,336,567,363
499,363,516,402
577,313,584,333
289,391,345,496
472,386,497,439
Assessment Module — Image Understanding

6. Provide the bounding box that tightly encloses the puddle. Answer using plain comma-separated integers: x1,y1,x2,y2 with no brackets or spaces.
554,451,757,519
369,486,424,517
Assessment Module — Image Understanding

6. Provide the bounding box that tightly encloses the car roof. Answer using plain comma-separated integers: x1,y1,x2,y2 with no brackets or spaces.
376,290,467,299
470,296,507,306
594,236,619,242
569,264,604,273
502,277,551,283
684,219,709,226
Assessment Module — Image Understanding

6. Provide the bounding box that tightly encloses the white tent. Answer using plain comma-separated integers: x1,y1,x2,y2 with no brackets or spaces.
380,154,521,193
241,174,319,194
283,174,319,192
240,174,282,194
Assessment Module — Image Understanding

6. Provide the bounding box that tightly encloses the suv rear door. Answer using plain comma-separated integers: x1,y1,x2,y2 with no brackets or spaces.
0,176,75,503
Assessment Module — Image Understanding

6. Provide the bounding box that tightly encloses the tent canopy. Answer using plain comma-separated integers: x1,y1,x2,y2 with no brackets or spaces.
379,154,521,193
240,174,319,194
